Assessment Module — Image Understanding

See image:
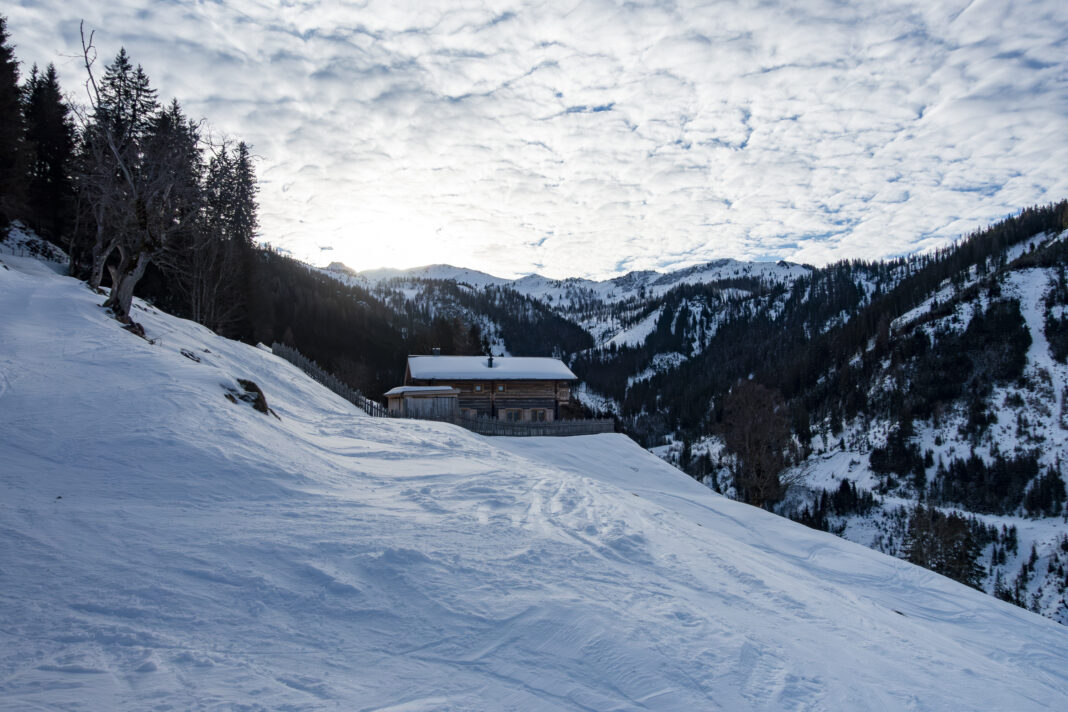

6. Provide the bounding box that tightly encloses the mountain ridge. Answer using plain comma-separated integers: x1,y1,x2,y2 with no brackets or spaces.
326,256,813,307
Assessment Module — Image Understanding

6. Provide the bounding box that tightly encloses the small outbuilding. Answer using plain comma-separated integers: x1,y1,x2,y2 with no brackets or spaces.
384,385,460,418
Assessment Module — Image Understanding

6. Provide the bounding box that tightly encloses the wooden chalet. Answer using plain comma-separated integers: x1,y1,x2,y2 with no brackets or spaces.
401,354,577,422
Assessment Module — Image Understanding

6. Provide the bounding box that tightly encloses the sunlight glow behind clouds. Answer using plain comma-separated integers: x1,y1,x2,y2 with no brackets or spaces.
8,0,1068,278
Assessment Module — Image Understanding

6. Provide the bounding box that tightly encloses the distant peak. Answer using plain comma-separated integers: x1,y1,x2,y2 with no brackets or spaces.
324,261,357,275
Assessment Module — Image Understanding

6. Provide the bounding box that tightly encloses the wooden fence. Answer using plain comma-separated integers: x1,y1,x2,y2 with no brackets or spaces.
271,342,387,417
270,342,615,437
388,411,615,436
449,415,615,437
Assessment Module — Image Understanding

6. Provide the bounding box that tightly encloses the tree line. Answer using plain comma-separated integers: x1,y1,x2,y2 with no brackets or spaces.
0,19,259,334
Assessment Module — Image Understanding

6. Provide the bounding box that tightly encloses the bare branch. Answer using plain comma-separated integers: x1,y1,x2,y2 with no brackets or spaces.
79,23,136,193
79,22,101,108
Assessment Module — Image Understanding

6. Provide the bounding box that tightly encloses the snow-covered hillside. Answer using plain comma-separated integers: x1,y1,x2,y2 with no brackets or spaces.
3,252,1068,710
769,254,1068,623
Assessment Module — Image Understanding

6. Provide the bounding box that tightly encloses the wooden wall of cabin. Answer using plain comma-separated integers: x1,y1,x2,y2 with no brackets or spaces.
406,378,572,419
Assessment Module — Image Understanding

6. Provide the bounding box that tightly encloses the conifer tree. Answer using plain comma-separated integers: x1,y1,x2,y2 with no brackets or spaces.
160,140,246,332
0,16,27,237
94,48,158,148
230,141,258,247
23,63,75,241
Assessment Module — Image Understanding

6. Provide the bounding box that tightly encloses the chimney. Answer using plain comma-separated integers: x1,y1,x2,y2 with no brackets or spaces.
432,347,441,356
487,354,494,368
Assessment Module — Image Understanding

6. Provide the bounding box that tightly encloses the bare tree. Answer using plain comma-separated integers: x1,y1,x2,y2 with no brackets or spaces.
74,31,155,294
103,99,201,320
75,115,127,291
75,25,201,323
719,379,802,509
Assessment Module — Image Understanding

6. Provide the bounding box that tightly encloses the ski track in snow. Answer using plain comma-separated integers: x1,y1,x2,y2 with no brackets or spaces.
1,252,1068,710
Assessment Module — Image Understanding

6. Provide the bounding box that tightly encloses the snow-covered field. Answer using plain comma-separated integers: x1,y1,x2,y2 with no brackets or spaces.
3,251,1068,710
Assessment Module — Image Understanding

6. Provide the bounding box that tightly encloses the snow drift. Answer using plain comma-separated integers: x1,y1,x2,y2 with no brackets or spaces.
1,250,1067,710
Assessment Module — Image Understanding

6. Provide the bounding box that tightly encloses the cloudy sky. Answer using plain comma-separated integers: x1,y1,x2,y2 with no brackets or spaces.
7,1,1068,278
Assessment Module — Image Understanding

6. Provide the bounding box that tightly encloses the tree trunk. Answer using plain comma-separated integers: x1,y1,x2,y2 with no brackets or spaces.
88,233,109,291
103,245,150,322
88,216,117,292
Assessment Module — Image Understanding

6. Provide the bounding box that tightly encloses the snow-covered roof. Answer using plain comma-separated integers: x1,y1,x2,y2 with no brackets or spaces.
408,355,577,381
383,385,459,397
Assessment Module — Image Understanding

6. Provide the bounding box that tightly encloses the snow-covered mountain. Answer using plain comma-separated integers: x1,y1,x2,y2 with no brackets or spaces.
332,262,513,289
4,239,1068,709
323,256,813,357
328,257,810,308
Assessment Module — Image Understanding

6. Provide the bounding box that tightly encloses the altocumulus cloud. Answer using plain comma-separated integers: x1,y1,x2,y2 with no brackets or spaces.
7,0,1068,278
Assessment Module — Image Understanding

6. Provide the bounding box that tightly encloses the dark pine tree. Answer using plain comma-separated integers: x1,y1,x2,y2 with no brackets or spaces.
0,16,27,237
220,140,257,336
153,140,259,336
230,141,258,247
23,63,75,242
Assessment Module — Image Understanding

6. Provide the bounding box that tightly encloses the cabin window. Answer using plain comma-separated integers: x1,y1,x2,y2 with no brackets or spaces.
497,384,506,392
505,409,522,422
474,384,482,392
531,409,547,422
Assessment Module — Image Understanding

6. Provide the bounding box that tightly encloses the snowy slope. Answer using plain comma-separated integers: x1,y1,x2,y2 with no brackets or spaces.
2,253,1068,710
607,306,662,348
